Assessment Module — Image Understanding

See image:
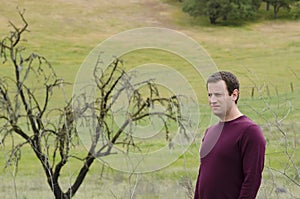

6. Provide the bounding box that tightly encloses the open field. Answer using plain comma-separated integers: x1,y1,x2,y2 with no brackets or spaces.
1,0,300,198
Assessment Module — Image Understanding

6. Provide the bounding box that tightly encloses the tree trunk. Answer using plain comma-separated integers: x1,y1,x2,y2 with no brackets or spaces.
209,16,217,24
49,155,95,199
54,191,69,199
63,154,96,198
274,5,278,18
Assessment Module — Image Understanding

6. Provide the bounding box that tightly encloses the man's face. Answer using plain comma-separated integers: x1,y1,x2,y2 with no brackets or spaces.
207,80,236,119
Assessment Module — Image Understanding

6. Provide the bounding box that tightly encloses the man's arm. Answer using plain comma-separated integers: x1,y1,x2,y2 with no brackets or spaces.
194,167,201,199
239,125,266,199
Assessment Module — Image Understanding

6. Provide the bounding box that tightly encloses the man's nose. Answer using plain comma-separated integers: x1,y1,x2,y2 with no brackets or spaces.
210,94,217,103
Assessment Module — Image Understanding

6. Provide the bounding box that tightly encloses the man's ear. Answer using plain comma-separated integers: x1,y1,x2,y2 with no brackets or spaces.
232,89,239,102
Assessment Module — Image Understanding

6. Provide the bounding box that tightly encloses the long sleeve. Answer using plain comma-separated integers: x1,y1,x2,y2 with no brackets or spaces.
238,125,266,199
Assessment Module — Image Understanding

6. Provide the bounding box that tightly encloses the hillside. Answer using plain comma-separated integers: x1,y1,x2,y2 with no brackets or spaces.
1,0,299,94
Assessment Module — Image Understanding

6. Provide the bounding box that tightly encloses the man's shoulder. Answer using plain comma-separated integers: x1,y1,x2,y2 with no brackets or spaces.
237,115,259,127
239,116,265,142
230,115,263,137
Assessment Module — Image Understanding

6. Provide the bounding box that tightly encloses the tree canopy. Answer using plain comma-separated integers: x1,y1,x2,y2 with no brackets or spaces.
263,0,292,18
182,0,300,24
183,0,260,24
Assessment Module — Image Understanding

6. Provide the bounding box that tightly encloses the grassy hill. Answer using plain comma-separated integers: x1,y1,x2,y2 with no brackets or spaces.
0,0,300,198
1,0,299,93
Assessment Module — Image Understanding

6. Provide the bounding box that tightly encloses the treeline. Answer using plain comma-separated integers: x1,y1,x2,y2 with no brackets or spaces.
173,0,300,24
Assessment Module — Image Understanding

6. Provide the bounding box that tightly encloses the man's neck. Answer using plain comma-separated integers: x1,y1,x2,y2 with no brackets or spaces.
221,107,243,122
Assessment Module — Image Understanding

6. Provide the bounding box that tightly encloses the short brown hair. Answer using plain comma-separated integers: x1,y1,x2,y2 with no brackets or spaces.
206,71,240,103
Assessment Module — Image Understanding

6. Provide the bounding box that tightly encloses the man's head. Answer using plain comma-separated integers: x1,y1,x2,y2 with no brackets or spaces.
206,71,240,120
206,71,240,104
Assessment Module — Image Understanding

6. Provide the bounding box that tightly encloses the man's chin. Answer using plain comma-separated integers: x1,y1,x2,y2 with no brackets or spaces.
212,111,225,119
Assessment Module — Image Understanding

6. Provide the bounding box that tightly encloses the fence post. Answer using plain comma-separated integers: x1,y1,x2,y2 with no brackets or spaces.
251,87,254,98
290,82,294,93
266,85,270,97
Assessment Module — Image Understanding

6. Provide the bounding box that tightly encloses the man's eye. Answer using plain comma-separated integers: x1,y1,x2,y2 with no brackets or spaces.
208,93,212,97
215,93,222,97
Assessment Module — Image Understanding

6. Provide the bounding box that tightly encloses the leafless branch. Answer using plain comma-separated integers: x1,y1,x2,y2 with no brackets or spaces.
1,12,187,199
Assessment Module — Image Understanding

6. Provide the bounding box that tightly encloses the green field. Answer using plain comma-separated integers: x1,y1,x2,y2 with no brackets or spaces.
1,0,300,198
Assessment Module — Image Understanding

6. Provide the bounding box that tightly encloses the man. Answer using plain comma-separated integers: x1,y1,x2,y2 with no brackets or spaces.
194,71,266,199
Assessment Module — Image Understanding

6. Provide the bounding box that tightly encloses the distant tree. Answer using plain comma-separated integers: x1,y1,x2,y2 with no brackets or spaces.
182,0,206,19
263,0,292,18
183,0,262,24
252,0,263,9
265,1,271,10
228,0,262,19
291,1,300,18
0,11,186,199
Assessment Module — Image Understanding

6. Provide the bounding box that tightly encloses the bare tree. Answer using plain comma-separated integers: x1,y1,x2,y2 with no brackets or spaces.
0,11,186,199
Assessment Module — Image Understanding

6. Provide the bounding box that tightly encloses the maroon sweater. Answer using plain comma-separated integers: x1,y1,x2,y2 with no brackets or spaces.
194,116,266,199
